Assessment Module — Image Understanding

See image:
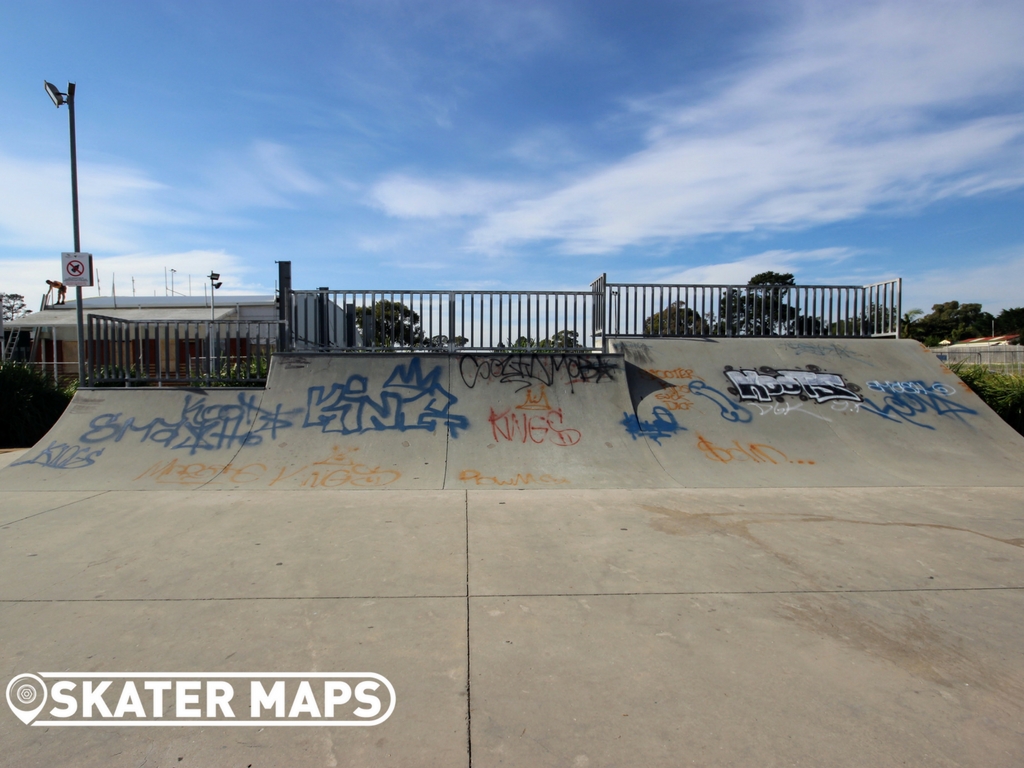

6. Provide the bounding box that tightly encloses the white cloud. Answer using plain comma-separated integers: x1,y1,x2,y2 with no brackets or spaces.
464,0,1024,254
369,175,526,218
199,140,327,210
0,152,170,252
639,248,857,285
904,249,1024,314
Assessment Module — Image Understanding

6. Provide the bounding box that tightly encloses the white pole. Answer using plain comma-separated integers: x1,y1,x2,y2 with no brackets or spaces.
52,326,58,385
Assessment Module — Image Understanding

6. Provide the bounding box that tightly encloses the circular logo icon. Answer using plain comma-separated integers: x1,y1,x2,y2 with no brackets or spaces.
6,674,48,725
67,260,85,277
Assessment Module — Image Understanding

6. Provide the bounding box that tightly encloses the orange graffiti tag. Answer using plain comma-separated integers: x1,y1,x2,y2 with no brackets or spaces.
268,446,401,488
644,367,696,380
695,435,816,465
653,385,694,411
458,469,570,487
135,460,266,485
515,386,553,410
134,446,401,488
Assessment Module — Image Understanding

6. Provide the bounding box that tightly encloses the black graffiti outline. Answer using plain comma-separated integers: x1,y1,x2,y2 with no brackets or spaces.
458,353,618,393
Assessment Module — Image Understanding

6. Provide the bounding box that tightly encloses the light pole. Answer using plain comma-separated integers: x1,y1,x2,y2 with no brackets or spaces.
44,80,85,384
208,272,222,379
170,268,177,296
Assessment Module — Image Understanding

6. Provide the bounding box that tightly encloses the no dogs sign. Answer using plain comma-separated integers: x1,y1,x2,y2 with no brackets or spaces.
62,252,94,287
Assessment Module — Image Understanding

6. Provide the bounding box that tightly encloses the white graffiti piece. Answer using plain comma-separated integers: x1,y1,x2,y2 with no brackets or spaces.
867,380,956,396
752,401,833,422
724,366,862,404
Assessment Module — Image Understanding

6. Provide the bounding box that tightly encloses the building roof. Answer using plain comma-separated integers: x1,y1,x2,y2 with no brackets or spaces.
949,333,1021,347
7,306,237,328
6,295,276,328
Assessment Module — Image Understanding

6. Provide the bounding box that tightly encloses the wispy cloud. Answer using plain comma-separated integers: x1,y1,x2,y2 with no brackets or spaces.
199,140,327,210
0,152,169,252
370,174,527,218
461,1,1024,254
640,248,858,285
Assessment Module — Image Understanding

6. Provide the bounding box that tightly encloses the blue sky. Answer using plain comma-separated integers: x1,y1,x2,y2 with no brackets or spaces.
2,0,1023,314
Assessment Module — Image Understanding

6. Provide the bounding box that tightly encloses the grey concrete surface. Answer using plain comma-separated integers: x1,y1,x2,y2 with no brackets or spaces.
0,597,469,768
611,338,1024,487
2,340,1023,765
8,340,1022,492
0,448,27,471
1,485,1022,766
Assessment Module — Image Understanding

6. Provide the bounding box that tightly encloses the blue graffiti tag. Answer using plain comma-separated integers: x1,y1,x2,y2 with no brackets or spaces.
11,441,105,470
621,406,686,445
857,390,978,430
688,380,753,423
79,393,303,454
866,380,956,396
304,358,470,438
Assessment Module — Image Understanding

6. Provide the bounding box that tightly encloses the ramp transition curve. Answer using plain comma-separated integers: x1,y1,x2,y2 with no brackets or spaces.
2,340,1022,491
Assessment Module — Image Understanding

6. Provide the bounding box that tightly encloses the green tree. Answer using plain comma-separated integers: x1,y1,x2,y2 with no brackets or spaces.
502,330,582,350
542,330,582,349
719,272,801,336
422,334,469,349
748,271,795,286
2,293,30,322
901,308,924,339
914,301,994,346
0,362,72,447
643,302,706,336
994,307,1024,344
355,300,424,347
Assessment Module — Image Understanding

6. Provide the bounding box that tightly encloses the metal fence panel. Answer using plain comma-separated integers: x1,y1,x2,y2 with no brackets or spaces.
933,346,1024,375
86,315,281,386
289,289,597,352
601,279,901,339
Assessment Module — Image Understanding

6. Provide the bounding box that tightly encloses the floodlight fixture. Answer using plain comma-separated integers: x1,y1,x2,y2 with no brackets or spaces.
213,282,222,290
44,80,65,107
210,272,220,281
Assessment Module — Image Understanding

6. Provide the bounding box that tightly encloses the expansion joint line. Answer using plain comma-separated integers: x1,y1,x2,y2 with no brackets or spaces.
465,489,473,767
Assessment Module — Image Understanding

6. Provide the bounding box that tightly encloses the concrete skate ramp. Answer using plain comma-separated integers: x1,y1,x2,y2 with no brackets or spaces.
3,341,1023,491
611,337,1024,487
0,352,670,491
443,351,669,489
0,355,455,492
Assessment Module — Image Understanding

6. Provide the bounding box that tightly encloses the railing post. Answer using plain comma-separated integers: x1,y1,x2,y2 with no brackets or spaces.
448,292,456,352
590,273,606,351
895,278,902,339
345,303,357,349
277,260,291,352
316,287,329,350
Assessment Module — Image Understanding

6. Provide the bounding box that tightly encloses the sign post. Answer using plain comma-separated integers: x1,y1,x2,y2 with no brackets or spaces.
62,251,92,384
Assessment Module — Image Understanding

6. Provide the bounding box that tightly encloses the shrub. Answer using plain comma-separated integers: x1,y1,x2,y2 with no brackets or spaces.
950,362,1024,436
0,363,74,448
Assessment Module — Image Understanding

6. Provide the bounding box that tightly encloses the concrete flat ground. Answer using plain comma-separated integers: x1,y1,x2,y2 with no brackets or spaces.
2,485,1023,767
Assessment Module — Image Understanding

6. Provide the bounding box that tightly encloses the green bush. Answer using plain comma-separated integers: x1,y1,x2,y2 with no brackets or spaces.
950,362,1024,436
0,363,74,448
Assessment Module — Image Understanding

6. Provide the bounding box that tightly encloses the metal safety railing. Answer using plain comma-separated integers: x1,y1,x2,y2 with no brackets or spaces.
934,346,1024,375
86,314,281,386
73,270,903,386
596,276,901,339
290,289,597,352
